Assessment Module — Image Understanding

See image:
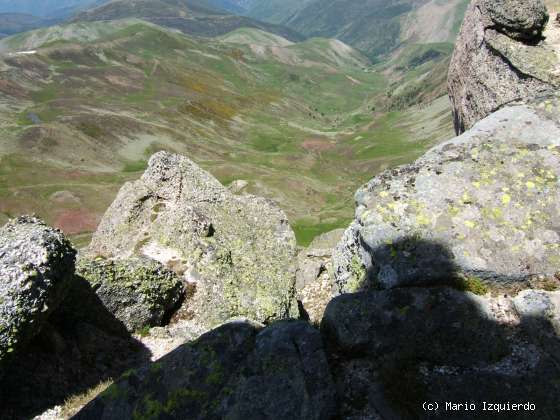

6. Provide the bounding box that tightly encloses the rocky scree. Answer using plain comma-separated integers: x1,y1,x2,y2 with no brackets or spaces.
296,229,345,324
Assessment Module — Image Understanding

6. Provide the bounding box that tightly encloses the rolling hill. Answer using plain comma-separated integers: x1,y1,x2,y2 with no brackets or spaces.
0,20,453,246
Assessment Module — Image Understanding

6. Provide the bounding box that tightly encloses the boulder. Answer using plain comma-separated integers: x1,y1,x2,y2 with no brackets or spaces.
480,0,549,41
0,216,75,362
0,218,150,419
77,257,184,332
321,287,560,419
448,0,558,134
86,152,298,330
75,320,337,420
334,95,560,291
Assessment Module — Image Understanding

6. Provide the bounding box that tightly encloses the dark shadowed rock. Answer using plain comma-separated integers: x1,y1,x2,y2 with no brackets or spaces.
334,95,560,290
75,320,337,420
322,287,508,364
321,287,560,419
0,216,75,363
77,257,184,332
448,0,558,133
86,152,298,330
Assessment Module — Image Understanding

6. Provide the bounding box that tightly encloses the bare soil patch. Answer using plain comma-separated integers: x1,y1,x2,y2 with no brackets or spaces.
302,137,336,152
54,208,99,235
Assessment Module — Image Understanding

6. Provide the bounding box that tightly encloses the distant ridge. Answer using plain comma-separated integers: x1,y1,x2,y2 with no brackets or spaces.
72,0,304,41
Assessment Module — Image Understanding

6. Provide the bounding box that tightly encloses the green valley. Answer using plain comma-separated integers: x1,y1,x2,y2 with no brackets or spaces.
0,19,454,246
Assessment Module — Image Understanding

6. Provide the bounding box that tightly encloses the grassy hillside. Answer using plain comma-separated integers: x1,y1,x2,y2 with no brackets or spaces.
0,21,454,246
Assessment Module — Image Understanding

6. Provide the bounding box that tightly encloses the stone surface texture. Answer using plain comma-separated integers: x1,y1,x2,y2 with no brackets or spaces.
86,152,298,330
0,216,75,362
334,95,560,290
448,0,559,134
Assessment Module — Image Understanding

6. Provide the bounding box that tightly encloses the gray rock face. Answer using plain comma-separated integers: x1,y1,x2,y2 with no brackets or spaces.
448,0,558,134
86,152,298,330
0,216,75,362
75,320,337,420
77,257,184,332
321,287,560,419
334,96,560,291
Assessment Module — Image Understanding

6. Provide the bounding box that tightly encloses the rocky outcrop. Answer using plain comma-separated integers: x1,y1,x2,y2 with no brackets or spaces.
86,152,298,330
75,320,337,420
448,0,559,134
334,94,560,291
0,216,75,363
322,287,560,419
296,229,344,324
77,258,184,332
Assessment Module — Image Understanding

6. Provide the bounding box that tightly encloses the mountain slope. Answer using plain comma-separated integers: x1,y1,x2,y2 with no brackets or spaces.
246,0,469,59
0,21,453,246
72,0,304,41
246,0,315,25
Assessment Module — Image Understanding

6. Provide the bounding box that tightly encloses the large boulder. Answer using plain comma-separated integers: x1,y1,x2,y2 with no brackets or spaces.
448,0,559,134
85,152,298,330
321,287,560,419
334,95,560,291
75,320,337,420
0,216,75,363
77,257,184,332
0,218,150,419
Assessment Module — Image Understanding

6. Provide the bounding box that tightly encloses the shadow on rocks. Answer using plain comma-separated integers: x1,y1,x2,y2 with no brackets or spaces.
74,319,337,420
66,238,560,420
0,275,152,420
324,236,560,419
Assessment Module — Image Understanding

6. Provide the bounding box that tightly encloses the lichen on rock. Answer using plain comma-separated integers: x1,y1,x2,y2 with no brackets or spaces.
77,257,184,332
0,216,75,363
334,94,560,291
85,152,298,331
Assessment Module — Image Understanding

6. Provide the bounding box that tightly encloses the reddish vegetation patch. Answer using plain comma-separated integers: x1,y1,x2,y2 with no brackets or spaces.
54,209,100,235
303,137,336,152
0,79,28,99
